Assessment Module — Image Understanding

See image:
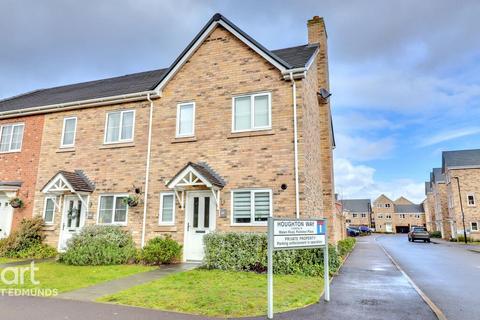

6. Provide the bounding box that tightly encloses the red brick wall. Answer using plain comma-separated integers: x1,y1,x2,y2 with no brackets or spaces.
0,115,44,230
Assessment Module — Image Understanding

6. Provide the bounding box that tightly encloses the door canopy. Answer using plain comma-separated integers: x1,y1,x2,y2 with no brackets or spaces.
167,162,225,190
41,170,95,195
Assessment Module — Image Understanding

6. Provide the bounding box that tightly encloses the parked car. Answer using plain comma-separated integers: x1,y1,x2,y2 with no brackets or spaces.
347,227,360,237
358,226,372,235
408,227,430,243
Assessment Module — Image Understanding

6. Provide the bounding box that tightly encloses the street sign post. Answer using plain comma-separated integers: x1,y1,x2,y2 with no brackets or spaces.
267,217,329,319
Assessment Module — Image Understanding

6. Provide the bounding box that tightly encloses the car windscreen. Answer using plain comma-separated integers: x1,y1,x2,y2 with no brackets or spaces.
413,228,427,232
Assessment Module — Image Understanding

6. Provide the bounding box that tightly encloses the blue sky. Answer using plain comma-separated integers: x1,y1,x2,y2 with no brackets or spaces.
1,1,480,203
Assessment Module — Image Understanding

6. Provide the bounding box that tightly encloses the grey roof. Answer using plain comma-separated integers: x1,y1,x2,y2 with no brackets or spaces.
442,149,480,171
425,182,432,195
394,204,424,213
170,162,226,188
431,168,445,183
0,13,318,115
0,181,22,188
340,199,371,213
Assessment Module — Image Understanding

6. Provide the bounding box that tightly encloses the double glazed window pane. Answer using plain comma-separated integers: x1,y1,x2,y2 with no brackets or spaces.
62,118,76,146
99,196,114,224
254,192,270,222
114,197,127,223
106,111,134,143
234,94,270,131
0,125,12,152
234,97,251,131
99,195,127,224
44,198,55,223
161,194,174,223
178,104,194,136
233,190,271,224
254,95,269,127
0,124,23,152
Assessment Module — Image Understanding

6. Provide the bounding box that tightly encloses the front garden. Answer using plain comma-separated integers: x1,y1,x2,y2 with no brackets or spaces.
0,216,356,317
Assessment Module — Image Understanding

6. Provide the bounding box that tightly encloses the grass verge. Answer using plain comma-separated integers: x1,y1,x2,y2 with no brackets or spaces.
98,269,324,317
0,261,155,293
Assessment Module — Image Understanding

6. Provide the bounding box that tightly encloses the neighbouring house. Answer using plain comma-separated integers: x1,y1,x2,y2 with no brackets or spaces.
373,194,426,233
340,199,371,228
442,149,480,241
0,14,340,259
0,115,44,238
423,182,436,232
429,168,451,239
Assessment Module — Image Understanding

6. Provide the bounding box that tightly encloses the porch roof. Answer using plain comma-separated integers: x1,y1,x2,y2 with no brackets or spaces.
41,170,95,194
167,162,225,189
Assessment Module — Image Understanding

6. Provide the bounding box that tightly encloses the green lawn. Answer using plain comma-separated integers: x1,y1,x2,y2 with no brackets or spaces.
0,257,21,264
99,269,324,317
0,261,155,293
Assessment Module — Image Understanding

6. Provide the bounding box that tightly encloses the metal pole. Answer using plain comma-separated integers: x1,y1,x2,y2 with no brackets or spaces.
454,177,468,244
267,217,274,319
323,220,330,302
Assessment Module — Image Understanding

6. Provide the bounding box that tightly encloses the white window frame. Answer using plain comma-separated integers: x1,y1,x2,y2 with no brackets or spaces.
467,193,476,207
385,203,391,208
60,116,77,148
159,192,176,225
231,188,272,226
232,92,272,133
0,123,24,153
471,221,479,232
175,102,195,138
96,194,129,226
399,214,406,219
386,214,392,220
361,213,367,218
42,197,56,225
352,213,358,218
103,110,135,144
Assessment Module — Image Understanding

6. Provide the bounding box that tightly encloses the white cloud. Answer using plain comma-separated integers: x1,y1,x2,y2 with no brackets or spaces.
334,158,425,203
420,127,480,147
335,133,395,161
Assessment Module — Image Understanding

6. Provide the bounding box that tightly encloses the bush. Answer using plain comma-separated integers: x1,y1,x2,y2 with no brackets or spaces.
429,231,442,238
59,225,136,265
0,216,56,259
337,237,356,257
203,232,342,277
451,235,476,243
141,235,182,265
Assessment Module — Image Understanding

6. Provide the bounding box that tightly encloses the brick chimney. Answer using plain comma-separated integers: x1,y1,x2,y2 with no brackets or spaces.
307,16,329,91
308,16,336,241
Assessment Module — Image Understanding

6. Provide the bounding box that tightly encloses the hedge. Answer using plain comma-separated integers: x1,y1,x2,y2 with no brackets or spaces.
203,232,356,276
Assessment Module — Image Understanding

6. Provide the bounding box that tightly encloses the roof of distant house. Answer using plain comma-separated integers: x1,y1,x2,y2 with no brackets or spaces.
442,149,480,171
340,199,371,212
431,167,445,183
394,204,424,213
425,181,432,195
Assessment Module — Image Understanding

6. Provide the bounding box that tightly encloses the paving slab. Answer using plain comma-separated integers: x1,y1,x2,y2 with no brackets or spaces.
57,262,200,301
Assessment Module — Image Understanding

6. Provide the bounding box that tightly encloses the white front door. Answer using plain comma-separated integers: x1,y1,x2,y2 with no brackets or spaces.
0,196,13,239
385,223,392,233
184,191,216,261
59,196,86,251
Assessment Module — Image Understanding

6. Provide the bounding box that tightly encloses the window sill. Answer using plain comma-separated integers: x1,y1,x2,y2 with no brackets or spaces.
228,130,274,139
41,225,56,231
99,142,135,150
0,150,21,154
171,137,197,144
56,147,75,153
153,226,177,232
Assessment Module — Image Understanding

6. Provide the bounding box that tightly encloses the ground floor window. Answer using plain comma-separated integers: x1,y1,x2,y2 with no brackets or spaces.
43,197,55,224
98,195,128,225
232,189,272,225
159,193,175,225
471,221,478,231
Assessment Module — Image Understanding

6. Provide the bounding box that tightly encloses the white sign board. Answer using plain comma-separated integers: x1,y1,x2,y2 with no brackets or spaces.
273,219,326,249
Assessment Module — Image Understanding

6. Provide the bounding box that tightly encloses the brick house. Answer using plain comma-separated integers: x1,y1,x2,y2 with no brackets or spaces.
373,194,426,233
0,115,44,238
423,182,436,232
340,199,372,227
0,14,340,259
427,168,451,239
442,149,480,241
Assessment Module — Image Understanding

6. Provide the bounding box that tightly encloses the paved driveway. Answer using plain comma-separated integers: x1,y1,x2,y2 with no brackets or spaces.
378,234,480,320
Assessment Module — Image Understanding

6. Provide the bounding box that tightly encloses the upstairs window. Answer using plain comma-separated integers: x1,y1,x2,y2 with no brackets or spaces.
352,213,358,218
233,92,271,132
0,123,24,153
105,110,135,144
61,117,77,148
399,214,406,219
467,193,476,207
232,189,271,225
176,102,195,137
385,203,391,208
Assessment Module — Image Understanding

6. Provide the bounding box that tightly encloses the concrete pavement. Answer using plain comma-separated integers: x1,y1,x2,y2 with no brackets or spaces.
378,234,480,320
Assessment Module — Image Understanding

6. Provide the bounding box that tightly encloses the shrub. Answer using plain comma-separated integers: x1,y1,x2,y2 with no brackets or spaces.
0,216,55,258
337,237,356,257
451,235,475,243
203,232,342,277
140,235,182,265
59,225,136,265
429,231,442,238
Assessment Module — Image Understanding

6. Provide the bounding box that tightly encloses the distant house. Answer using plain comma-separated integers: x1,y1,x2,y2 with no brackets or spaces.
340,199,372,228
373,194,426,233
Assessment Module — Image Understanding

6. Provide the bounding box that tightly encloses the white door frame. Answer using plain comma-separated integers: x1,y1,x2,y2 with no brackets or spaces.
183,190,216,261
58,194,87,251
0,195,13,239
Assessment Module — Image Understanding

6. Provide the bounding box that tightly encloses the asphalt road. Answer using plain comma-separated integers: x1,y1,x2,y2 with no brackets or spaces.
378,234,480,320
